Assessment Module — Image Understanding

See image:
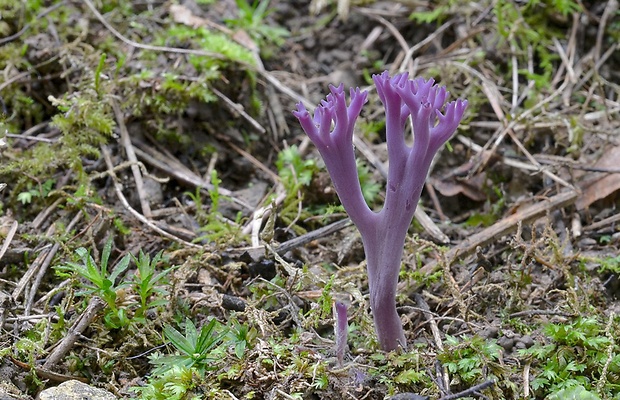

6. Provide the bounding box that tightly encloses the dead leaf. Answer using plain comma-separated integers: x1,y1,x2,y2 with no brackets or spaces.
576,145,620,210
430,173,488,202
169,4,206,29
168,4,258,54
169,4,232,35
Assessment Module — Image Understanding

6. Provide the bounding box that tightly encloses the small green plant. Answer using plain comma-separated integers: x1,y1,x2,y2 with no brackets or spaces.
151,318,228,377
277,145,317,191
275,145,318,230
225,0,290,47
409,5,450,24
65,184,102,208
464,186,506,227
57,239,176,328
160,25,255,66
124,70,218,117
131,250,177,323
226,318,258,359
57,238,132,328
132,309,237,399
249,274,288,310
547,385,603,400
495,0,581,92
596,255,620,274
356,159,381,205
192,170,245,244
131,365,197,400
16,179,54,205
357,119,385,143
301,274,337,331
2,326,47,386
275,145,380,231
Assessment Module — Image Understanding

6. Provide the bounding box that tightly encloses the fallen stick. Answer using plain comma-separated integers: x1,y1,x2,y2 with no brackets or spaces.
11,356,89,383
43,296,106,369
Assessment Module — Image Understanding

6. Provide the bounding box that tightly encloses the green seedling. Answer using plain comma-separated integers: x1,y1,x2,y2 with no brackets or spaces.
409,5,450,24
275,145,317,231
275,145,379,233
225,0,290,47
370,348,431,395
495,0,581,92
226,318,258,359
547,385,603,400
94,52,107,97
65,184,102,208
151,318,228,377
191,169,245,244
185,170,242,244
277,145,317,191
57,238,177,328
160,25,255,66
356,159,381,205
596,255,620,274
131,250,177,322
357,119,385,143
16,179,54,205
57,238,132,328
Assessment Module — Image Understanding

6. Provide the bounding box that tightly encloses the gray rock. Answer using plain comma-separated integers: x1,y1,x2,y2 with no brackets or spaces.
479,327,499,339
519,334,535,348
390,394,429,400
497,336,515,351
38,380,116,400
0,380,24,400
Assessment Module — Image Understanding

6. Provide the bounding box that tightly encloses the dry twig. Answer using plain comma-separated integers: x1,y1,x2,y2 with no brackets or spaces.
415,294,450,392
25,213,82,316
112,99,152,218
11,356,89,383
43,296,106,369
0,220,18,263
101,145,202,249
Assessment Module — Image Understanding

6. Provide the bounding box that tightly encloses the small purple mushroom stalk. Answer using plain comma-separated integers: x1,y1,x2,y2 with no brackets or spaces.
334,301,348,366
294,71,467,351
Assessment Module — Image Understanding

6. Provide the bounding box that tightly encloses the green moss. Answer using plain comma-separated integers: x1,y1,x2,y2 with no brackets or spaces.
159,25,255,66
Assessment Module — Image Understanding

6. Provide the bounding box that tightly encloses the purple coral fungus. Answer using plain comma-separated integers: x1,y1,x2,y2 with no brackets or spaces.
294,71,467,351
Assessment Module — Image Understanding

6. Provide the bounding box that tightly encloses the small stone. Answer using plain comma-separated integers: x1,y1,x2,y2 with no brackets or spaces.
303,36,316,49
142,177,163,205
0,380,23,400
497,336,515,351
519,335,535,348
390,394,429,400
479,327,499,339
578,237,597,247
38,380,116,400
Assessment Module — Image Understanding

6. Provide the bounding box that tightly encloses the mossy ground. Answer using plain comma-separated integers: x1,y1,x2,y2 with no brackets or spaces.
1,0,619,399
